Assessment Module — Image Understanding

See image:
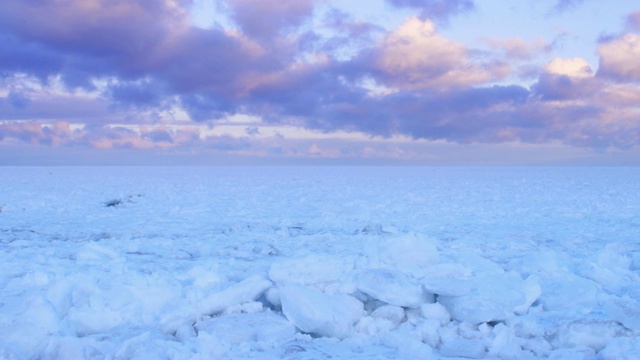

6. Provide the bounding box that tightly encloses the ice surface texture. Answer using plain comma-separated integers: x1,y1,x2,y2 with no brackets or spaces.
1,167,639,359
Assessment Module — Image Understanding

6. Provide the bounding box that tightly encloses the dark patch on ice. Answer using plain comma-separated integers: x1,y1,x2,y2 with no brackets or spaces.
284,344,306,354
104,194,144,208
287,226,304,236
487,320,506,327
105,199,124,207
253,244,281,256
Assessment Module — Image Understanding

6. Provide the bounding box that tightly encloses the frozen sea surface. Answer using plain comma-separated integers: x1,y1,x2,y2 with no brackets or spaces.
1,167,639,359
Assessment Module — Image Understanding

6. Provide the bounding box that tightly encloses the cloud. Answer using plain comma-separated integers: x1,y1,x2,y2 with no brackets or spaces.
0,0,277,96
385,0,475,22
318,9,384,58
0,120,256,152
484,37,551,60
141,129,174,144
1,0,639,156
532,58,596,101
245,126,260,136
597,33,640,82
5,91,31,109
0,0,191,87
628,10,640,31
544,58,593,78
0,120,79,146
370,17,505,90
0,89,114,123
552,0,588,13
0,34,64,81
107,79,172,109
226,0,317,41
323,9,384,39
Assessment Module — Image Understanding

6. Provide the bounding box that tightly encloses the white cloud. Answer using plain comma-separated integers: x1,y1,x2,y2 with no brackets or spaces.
544,57,593,78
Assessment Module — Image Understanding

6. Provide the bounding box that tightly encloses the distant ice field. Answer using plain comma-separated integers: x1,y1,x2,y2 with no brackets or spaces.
1,167,639,359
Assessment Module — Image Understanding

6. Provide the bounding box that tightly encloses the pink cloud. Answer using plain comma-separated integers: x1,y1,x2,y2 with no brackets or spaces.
0,121,258,152
373,17,508,90
597,33,640,82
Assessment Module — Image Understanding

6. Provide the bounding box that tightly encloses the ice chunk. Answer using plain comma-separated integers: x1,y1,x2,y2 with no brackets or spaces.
75,242,121,262
452,251,505,276
537,274,599,311
547,347,596,360
41,336,103,360
264,287,281,308
199,276,272,316
355,316,396,335
195,311,295,345
605,297,640,331
575,245,638,293
279,284,363,339
422,276,473,297
487,323,529,359
371,233,440,276
419,302,450,325
371,305,405,325
599,337,640,360
416,319,441,348
67,303,124,336
269,254,353,286
631,252,640,271
514,274,542,315
223,301,264,315
506,250,567,277
381,328,436,359
0,295,62,355
356,269,429,308
438,272,538,324
178,264,226,289
551,319,627,353
439,338,486,359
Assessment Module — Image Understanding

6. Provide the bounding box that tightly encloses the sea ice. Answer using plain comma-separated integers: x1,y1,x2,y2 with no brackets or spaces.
2,166,639,359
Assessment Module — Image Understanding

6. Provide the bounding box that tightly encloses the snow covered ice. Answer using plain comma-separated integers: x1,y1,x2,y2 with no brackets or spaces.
1,166,639,359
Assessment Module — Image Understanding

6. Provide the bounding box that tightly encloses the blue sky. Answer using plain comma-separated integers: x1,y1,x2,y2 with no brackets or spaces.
1,0,639,165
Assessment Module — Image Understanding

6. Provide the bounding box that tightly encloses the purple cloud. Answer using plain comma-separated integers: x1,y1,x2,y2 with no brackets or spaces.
5,91,31,109
0,0,189,88
532,73,597,101
628,11,640,31
385,0,475,22
552,0,588,12
107,80,171,110
141,129,174,144
1,0,639,155
226,0,317,41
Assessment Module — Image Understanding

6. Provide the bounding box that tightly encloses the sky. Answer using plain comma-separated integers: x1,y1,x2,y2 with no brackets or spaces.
1,0,639,165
